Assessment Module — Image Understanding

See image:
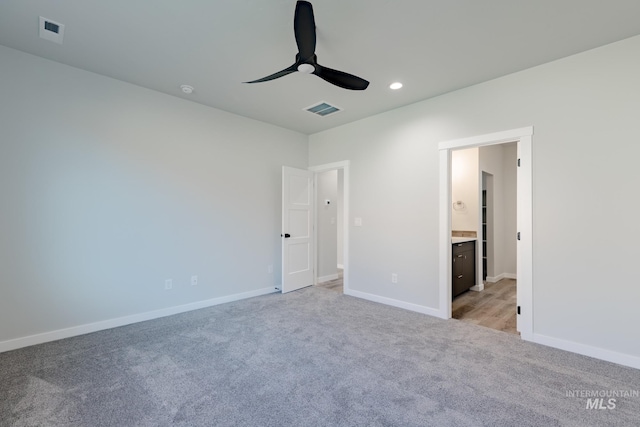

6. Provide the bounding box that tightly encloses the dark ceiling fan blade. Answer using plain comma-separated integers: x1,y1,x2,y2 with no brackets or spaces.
314,65,370,90
294,1,316,61
244,64,298,84
244,1,369,90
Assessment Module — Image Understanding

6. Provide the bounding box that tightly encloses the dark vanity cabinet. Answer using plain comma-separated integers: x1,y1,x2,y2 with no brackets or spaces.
452,241,476,298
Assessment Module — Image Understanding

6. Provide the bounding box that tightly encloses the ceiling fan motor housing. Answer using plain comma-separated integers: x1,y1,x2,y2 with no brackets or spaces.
244,1,369,90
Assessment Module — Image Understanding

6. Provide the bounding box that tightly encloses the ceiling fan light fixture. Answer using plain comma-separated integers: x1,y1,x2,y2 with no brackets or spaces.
297,63,315,74
390,82,403,90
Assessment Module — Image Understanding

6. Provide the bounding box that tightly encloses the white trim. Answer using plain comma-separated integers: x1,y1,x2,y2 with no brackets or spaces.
438,149,452,318
516,134,533,340
476,165,483,291
317,273,339,283
343,167,349,294
470,283,485,291
438,126,534,150
485,273,517,283
439,127,534,340
309,161,350,294
0,287,276,353
532,333,640,370
346,289,443,319
337,264,344,269
308,161,350,173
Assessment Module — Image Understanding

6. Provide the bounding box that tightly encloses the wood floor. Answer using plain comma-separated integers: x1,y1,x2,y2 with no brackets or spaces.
452,279,518,335
316,271,343,293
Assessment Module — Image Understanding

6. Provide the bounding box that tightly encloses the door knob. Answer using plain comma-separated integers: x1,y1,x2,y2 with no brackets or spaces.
281,233,291,238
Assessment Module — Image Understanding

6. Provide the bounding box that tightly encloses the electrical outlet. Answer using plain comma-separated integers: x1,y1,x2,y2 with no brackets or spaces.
391,273,398,284
165,279,173,290
267,265,273,274
191,275,198,286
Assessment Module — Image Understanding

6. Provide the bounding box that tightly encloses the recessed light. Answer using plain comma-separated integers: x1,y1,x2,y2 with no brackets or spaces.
389,82,403,90
180,84,194,94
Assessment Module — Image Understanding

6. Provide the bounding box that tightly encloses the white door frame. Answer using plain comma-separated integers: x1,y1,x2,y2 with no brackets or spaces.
438,127,533,340
308,161,350,294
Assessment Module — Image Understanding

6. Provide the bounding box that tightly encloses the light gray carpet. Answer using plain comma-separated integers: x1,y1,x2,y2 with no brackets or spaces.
1,286,639,426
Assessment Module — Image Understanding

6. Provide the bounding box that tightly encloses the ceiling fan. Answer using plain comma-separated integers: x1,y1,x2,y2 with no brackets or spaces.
244,1,369,90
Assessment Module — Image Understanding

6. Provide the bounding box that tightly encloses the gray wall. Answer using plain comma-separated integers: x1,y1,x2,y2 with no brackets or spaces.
0,45,308,343
309,35,640,359
451,147,479,233
479,143,517,278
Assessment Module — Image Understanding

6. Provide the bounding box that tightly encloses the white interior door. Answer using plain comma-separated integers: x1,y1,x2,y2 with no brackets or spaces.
282,166,314,293
515,136,532,336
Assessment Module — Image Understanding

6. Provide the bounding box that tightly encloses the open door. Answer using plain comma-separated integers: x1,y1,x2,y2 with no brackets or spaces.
281,166,314,293
515,137,532,336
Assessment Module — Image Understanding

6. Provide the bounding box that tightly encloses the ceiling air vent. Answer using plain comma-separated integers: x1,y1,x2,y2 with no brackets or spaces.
39,17,65,44
304,102,342,117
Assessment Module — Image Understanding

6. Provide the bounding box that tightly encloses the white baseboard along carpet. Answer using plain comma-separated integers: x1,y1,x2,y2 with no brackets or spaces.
1,286,639,426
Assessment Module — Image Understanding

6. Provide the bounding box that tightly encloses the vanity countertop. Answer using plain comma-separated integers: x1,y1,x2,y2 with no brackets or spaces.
451,236,477,244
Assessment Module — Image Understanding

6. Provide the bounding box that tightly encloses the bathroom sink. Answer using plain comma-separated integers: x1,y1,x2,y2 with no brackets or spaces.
451,236,477,244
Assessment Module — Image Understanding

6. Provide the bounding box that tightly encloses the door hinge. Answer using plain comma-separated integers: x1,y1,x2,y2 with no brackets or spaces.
517,158,521,167
517,232,521,240
517,306,521,315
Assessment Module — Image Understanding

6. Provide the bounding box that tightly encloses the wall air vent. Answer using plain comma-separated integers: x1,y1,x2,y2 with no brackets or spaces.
39,17,65,44
304,102,342,117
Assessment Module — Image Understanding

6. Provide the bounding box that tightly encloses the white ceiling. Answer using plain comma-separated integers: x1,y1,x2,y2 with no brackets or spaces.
2,0,640,135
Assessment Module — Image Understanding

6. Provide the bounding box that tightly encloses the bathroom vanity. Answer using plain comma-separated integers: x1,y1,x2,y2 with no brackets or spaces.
452,238,476,298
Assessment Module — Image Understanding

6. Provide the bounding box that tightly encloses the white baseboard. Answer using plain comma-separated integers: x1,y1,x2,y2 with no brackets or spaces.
531,333,640,370
345,289,443,319
317,273,339,284
0,287,277,354
346,288,640,370
486,273,517,283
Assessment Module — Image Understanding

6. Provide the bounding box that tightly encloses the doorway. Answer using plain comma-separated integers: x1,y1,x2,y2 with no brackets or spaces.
309,161,350,294
438,127,533,340
450,145,518,334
